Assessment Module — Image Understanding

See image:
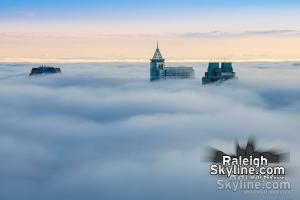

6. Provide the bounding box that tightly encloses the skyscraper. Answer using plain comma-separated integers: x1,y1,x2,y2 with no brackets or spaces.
150,43,195,81
202,62,236,84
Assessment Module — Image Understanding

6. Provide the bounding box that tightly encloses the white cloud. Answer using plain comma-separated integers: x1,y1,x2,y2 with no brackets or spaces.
0,62,299,199
16,11,37,18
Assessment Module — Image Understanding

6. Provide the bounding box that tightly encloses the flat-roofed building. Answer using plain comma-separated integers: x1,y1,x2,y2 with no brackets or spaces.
202,62,236,84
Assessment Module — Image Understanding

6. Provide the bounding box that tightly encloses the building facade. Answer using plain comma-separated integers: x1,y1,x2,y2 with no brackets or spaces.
150,43,195,81
202,62,236,84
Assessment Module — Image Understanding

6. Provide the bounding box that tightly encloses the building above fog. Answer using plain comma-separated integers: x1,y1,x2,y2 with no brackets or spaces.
30,66,61,76
150,43,195,81
202,62,236,84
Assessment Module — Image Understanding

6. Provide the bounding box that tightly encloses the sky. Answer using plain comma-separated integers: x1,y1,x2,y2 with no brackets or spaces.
0,62,299,199
1,0,300,61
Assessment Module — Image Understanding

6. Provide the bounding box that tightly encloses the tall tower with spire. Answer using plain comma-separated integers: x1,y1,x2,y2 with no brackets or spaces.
150,42,165,81
149,42,195,81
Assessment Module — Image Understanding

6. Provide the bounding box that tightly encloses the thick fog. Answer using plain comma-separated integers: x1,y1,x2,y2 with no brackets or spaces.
0,62,299,200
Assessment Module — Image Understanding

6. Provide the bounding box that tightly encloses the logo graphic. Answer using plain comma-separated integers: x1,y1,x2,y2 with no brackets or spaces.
207,138,291,194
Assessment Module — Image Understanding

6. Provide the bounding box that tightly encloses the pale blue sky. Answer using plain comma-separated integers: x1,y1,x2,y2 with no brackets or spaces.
1,0,300,23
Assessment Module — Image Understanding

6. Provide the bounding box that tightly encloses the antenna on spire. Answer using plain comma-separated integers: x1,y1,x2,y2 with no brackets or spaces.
157,41,159,49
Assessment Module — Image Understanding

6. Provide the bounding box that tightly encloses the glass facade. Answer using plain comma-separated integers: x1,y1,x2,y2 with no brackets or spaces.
202,62,236,84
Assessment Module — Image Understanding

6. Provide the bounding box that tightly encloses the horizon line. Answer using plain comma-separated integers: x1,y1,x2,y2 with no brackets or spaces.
1,58,300,64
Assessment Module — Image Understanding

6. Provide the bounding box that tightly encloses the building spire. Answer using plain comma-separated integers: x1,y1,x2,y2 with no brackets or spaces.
157,41,159,49
152,41,164,61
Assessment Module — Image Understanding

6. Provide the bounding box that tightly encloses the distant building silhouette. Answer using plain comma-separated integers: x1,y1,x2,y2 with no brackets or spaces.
30,66,61,76
150,42,195,81
202,62,236,84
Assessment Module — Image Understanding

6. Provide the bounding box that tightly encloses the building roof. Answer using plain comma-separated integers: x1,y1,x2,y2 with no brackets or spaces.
165,67,194,71
152,42,164,61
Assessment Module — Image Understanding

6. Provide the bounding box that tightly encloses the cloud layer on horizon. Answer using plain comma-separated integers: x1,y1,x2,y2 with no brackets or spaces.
183,30,300,38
